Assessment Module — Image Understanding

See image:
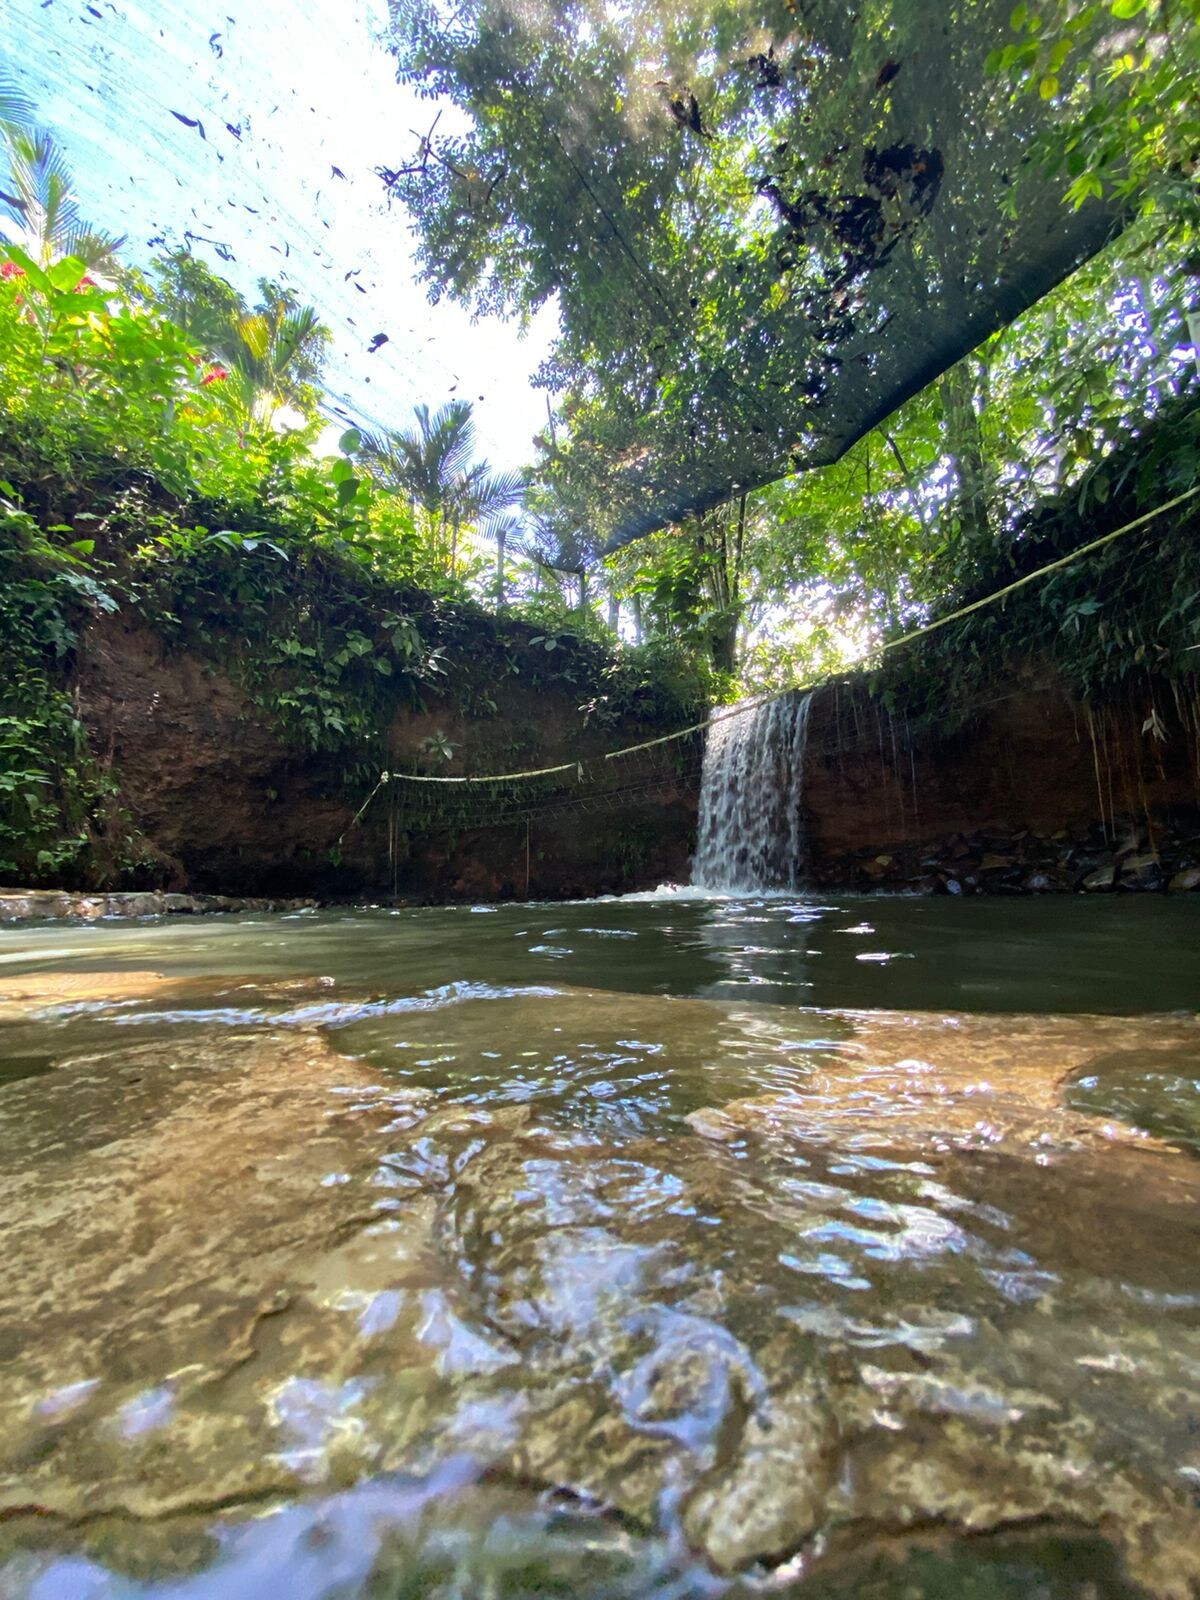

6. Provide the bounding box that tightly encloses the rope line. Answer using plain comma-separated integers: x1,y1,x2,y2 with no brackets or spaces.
338,769,392,843
379,482,1200,787
362,664,1085,833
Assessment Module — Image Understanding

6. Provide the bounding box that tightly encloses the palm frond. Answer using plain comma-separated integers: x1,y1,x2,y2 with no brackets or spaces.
237,312,271,361
360,400,522,538
275,305,324,369
58,225,125,270
0,77,35,137
361,424,439,508
422,400,476,485
456,463,525,528
1,126,121,268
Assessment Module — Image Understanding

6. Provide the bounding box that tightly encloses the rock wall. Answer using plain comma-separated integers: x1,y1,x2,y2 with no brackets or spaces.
804,669,1200,893
74,614,697,900
67,612,1200,901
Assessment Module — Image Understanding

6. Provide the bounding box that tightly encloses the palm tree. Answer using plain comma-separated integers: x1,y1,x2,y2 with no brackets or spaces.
146,255,328,423
230,287,329,422
0,75,34,137
146,248,246,359
0,125,123,270
362,401,523,575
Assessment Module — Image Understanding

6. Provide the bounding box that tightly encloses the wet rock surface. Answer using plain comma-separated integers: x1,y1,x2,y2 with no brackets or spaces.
0,891,318,923
0,969,194,1020
0,976,1198,1596
813,813,1200,896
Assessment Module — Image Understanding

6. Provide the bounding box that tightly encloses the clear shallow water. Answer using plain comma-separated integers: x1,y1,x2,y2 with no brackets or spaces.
0,894,1198,1598
3,891,1198,1012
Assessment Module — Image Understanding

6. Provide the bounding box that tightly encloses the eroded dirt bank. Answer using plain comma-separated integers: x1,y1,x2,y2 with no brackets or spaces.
804,672,1200,894
48,611,1200,902
71,612,697,900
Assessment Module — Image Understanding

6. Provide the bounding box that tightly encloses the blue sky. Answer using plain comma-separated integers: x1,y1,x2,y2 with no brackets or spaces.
5,0,557,469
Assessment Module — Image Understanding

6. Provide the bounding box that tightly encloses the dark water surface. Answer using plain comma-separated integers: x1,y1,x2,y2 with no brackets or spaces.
0,893,1198,1598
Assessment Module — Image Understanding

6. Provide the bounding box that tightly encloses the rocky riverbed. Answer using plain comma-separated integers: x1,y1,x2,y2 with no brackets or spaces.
0,891,319,923
813,814,1200,896
1,962,1198,1597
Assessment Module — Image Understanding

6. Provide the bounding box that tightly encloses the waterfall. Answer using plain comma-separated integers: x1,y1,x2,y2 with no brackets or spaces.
691,692,813,892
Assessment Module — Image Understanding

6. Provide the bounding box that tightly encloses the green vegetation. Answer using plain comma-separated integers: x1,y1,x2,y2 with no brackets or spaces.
382,0,1198,687
987,0,1199,219
0,140,707,881
386,0,1194,538
1,1,1198,885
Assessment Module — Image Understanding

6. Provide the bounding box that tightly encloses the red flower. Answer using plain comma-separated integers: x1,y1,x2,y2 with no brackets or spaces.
76,275,98,290
200,364,229,385
1,261,26,280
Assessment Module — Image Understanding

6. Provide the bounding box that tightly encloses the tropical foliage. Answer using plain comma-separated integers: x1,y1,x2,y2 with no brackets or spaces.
987,0,1199,220
383,0,1161,547
134,252,331,424
0,80,123,271
0,213,705,881
378,0,1197,670
361,400,523,575
0,127,124,270
1,30,1197,882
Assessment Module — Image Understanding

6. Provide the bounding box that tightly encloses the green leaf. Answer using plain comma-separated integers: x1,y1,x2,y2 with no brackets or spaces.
238,312,271,359
339,428,362,454
1066,170,1105,205
68,539,95,555
47,256,87,293
330,458,353,485
1010,1,1028,28
1039,74,1059,98
1110,0,1146,15
2,246,49,293
336,476,360,506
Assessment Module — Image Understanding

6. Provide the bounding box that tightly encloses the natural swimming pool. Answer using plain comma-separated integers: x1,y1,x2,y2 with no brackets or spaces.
1,892,1198,1597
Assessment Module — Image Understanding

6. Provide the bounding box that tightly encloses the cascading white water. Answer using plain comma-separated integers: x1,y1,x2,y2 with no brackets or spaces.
691,692,813,892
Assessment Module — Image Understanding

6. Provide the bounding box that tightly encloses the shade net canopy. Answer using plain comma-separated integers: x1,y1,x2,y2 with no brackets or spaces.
386,0,1132,553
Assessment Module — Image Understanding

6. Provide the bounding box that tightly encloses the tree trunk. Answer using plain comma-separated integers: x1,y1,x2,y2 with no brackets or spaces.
709,613,738,676
863,437,899,629
939,359,990,548
697,505,743,675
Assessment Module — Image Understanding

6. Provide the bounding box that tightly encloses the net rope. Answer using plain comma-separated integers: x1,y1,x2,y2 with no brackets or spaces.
341,483,1200,836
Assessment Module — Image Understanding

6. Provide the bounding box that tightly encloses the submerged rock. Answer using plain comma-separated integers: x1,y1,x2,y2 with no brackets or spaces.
1,991,1198,1595
0,1029,436,1521
684,1009,1198,1156
0,969,190,1020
